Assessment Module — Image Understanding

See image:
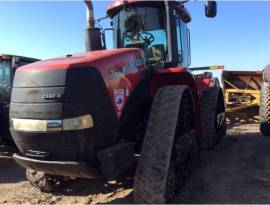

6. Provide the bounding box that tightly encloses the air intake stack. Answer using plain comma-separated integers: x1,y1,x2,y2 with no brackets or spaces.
84,0,103,51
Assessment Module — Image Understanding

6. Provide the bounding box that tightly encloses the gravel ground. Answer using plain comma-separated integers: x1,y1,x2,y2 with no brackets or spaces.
1,123,270,204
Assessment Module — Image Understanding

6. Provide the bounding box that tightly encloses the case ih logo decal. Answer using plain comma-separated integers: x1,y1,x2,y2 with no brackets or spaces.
114,89,125,111
108,68,123,81
108,58,141,81
42,93,63,100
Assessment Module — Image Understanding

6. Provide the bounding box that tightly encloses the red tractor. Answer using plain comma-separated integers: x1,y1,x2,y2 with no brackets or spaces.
10,0,226,203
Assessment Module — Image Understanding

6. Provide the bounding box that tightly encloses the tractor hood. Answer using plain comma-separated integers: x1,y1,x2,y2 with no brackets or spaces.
14,48,144,87
11,47,145,121
17,48,142,72
10,48,146,162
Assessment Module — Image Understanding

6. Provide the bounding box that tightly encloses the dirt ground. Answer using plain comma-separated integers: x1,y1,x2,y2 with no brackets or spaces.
1,123,270,204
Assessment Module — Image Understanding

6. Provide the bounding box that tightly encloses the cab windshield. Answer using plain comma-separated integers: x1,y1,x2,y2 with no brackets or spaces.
113,5,167,65
0,60,11,102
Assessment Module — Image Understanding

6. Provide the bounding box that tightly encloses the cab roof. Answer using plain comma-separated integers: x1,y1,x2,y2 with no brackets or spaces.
0,54,40,62
107,0,164,17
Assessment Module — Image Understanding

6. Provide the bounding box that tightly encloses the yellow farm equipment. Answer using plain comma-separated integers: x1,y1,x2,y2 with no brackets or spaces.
222,71,263,113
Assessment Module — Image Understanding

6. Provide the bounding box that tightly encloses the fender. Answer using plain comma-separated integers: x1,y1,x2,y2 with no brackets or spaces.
150,67,201,136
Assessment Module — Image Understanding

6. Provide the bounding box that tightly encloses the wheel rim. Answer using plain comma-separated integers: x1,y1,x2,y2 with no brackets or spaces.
215,111,226,142
216,112,225,128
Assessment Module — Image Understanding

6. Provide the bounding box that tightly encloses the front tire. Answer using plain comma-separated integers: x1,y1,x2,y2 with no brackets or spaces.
259,84,270,135
134,85,199,203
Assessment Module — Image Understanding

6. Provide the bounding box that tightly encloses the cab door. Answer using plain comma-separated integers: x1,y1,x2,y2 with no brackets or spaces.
176,17,191,68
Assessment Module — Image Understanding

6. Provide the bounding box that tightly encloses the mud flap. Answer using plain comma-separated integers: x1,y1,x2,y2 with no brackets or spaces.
97,142,135,180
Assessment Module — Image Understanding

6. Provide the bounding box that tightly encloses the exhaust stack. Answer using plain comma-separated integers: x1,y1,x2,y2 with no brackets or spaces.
84,0,95,27
83,0,103,51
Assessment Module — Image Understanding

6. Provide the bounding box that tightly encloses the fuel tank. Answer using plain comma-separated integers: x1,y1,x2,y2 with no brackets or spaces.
10,48,146,165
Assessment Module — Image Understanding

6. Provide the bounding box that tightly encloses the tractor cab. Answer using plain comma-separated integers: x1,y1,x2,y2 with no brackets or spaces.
110,3,168,66
107,1,216,68
0,57,12,103
0,55,38,102
0,55,39,142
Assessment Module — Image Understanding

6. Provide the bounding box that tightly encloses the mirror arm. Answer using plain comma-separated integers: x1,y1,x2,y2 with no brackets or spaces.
174,4,191,23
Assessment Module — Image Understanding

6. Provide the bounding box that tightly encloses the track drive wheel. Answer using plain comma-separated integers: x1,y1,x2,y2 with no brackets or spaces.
260,84,270,135
26,169,64,192
200,87,226,149
134,85,200,204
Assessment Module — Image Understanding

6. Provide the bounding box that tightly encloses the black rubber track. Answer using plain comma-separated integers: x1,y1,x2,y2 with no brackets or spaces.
259,84,270,136
200,87,226,149
133,85,199,204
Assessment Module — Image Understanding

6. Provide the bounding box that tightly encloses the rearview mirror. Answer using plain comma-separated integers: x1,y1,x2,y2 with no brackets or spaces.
205,1,217,18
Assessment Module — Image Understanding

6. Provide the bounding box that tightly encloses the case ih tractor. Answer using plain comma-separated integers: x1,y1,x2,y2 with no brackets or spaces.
10,0,226,203
0,55,39,143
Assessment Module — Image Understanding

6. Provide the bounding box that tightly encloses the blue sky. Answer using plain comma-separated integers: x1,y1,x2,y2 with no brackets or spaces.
0,1,270,78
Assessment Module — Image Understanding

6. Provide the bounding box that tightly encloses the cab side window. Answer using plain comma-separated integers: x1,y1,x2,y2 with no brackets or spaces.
176,18,190,67
176,18,183,64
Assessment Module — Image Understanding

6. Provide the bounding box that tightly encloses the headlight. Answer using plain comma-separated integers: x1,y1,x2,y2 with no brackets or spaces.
10,114,94,132
11,118,48,132
63,114,93,131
